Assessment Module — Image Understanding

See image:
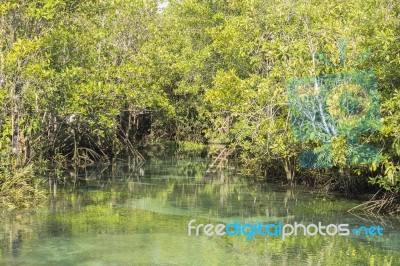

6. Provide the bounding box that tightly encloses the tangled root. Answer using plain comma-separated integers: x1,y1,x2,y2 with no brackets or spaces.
350,190,400,215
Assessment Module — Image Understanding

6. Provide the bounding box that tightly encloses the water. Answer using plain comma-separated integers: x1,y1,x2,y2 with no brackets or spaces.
1,157,399,265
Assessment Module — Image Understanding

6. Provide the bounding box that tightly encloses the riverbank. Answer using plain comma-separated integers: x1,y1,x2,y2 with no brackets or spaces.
0,156,399,265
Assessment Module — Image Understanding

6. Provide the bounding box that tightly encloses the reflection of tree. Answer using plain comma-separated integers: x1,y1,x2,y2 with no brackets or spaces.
41,158,310,222
6,157,391,264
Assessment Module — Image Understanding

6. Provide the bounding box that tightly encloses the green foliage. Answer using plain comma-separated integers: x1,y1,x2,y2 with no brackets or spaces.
369,158,400,193
162,0,399,193
0,0,399,202
0,150,45,209
177,141,207,154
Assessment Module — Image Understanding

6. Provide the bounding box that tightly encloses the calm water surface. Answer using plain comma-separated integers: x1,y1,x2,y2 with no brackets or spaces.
1,157,399,265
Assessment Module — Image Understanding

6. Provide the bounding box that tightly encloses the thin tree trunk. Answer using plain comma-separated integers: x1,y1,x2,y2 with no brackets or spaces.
11,80,20,156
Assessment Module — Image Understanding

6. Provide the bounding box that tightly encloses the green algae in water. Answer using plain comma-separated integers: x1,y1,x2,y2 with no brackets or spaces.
0,158,399,265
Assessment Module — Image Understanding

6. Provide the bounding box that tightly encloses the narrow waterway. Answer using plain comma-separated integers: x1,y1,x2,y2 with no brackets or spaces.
1,157,399,265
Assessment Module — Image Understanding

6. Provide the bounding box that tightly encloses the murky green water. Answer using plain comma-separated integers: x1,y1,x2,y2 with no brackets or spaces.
1,157,400,265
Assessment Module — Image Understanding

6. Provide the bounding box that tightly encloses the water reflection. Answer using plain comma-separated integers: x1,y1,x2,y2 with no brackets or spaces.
0,157,399,265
